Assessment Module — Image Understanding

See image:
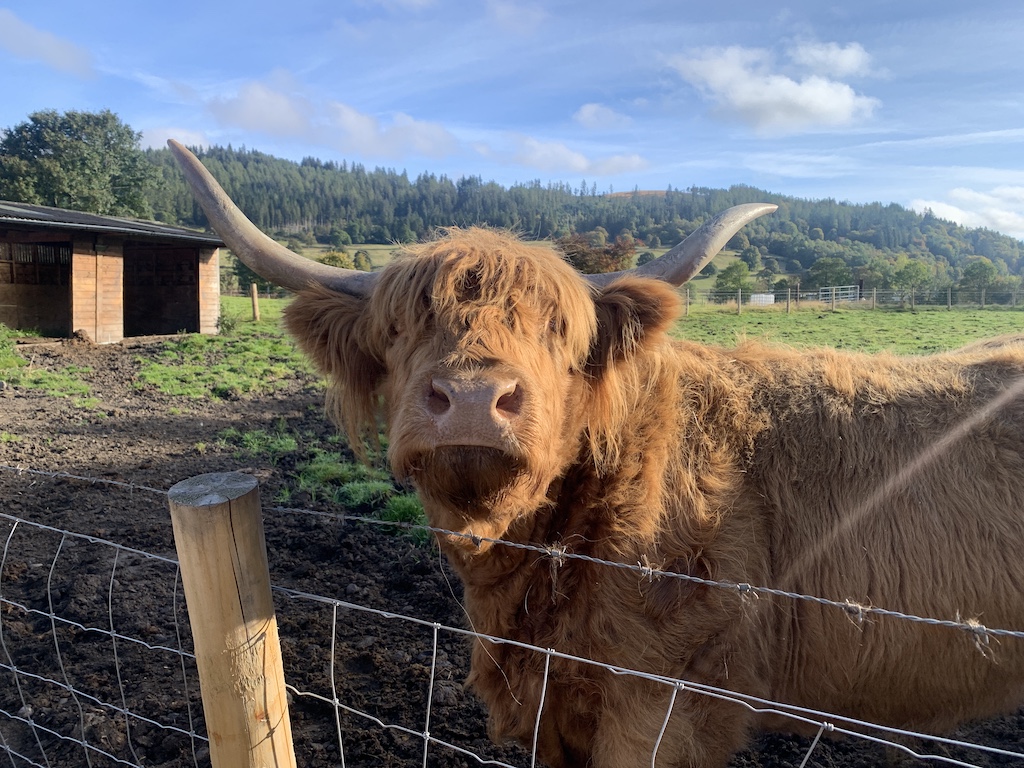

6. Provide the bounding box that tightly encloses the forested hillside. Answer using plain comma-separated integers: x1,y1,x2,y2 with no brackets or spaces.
144,144,1022,291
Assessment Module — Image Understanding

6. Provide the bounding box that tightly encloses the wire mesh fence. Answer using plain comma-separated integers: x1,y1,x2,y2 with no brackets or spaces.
689,287,1024,311
2,463,1024,767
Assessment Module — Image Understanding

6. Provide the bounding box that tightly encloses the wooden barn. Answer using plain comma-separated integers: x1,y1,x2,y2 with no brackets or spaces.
0,201,223,343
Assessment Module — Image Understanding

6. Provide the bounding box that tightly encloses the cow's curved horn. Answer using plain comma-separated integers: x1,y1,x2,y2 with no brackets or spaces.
168,139,378,298
585,203,778,287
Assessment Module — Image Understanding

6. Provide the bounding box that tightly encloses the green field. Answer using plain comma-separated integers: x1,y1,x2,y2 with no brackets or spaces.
221,295,1024,357
671,303,1024,354
4,297,1023,405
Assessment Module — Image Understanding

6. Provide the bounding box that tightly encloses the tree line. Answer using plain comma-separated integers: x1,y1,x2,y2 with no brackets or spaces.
2,109,1022,294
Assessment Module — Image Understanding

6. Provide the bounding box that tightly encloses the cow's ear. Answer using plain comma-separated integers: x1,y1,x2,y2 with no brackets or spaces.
284,284,380,380
589,276,680,373
283,284,384,451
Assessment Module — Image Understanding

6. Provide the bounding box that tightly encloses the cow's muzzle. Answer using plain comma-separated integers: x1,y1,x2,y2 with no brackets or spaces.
424,373,523,449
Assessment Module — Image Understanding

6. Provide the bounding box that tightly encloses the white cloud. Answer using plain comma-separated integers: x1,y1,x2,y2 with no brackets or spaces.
326,102,458,158
0,9,94,77
511,136,646,175
209,80,312,138
911,187,1024,240
487,0,547,35
204,76,458,158
858,128,1024,151
669,43,880,135
741,151,863,179
789,42,873,78
573,103,632,131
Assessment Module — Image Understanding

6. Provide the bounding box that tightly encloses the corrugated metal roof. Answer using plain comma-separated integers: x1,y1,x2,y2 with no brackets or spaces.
0,200,224,246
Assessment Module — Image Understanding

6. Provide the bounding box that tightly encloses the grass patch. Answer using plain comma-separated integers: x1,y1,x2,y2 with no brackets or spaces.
0,327,92,398
218,426,299,462
285,442,428,540
380,493,431,543
135,298,312,399
292,449,394,506
672,304,1024,355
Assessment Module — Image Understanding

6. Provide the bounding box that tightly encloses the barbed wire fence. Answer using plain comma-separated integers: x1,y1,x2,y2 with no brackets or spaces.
1,463,1023,768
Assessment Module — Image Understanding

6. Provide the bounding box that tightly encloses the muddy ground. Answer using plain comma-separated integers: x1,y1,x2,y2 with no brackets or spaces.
1,336,1023,767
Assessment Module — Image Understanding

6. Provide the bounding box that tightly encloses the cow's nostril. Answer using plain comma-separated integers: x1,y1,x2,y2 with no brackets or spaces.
427,381,451,415
495,385,522,418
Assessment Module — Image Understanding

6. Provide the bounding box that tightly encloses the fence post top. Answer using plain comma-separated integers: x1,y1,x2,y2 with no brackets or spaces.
169,472,259,507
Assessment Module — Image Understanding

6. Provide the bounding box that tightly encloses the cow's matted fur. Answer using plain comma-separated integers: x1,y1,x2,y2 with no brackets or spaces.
285,228,1024,767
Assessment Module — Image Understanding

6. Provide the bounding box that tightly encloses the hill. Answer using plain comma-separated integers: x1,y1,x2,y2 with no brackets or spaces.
143,145,1023,290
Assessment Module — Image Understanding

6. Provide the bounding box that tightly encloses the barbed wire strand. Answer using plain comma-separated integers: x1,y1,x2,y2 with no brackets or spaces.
4,464,1024,644
273,583,1024,766
0,465,165,497
317,508,1024,643
4,464,1024,765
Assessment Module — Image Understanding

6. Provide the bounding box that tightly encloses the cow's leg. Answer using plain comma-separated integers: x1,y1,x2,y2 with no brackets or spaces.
590,680,750,768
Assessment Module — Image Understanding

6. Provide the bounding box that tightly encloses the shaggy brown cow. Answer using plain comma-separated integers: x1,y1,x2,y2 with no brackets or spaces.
170,140,1024,767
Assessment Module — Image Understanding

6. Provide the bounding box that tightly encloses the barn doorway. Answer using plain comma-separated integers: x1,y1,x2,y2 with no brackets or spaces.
123,244,200,336
0,241,72,336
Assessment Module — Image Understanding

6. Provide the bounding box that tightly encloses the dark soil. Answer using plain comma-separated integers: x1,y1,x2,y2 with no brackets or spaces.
1,337,1022,767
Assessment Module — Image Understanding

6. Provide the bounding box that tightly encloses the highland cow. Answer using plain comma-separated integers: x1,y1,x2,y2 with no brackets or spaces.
170,139,1024,768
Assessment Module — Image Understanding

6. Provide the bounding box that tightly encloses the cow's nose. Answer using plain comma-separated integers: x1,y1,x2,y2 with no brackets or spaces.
427,376,522,423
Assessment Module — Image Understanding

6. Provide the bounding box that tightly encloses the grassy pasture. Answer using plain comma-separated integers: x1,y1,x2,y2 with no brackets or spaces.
2,295,1021,551
220,294,1024,357
3,297,1023,407
672,302,1024,354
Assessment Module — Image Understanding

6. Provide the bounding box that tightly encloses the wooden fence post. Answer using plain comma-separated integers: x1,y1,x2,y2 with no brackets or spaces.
786,288,791,314
872,287,876,310
684,288,690,317
168,473,296,768
737,288,742,315
947,285,952,310
981,288,986,309
250,283,261,322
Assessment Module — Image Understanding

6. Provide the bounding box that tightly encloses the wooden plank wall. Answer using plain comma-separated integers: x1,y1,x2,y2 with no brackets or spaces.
71,239,124,343
198,247,220,334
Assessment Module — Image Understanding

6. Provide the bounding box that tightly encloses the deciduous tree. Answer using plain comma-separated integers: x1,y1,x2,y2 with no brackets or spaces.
0,109,156,216
714,261,755,294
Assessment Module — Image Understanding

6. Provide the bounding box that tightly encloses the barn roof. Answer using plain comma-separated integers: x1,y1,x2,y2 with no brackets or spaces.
0,200,224,246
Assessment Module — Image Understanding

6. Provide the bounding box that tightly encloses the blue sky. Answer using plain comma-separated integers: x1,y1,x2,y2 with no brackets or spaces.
2,1,1023,239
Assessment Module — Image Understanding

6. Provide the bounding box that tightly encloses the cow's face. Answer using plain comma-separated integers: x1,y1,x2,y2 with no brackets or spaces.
285,229,680,552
